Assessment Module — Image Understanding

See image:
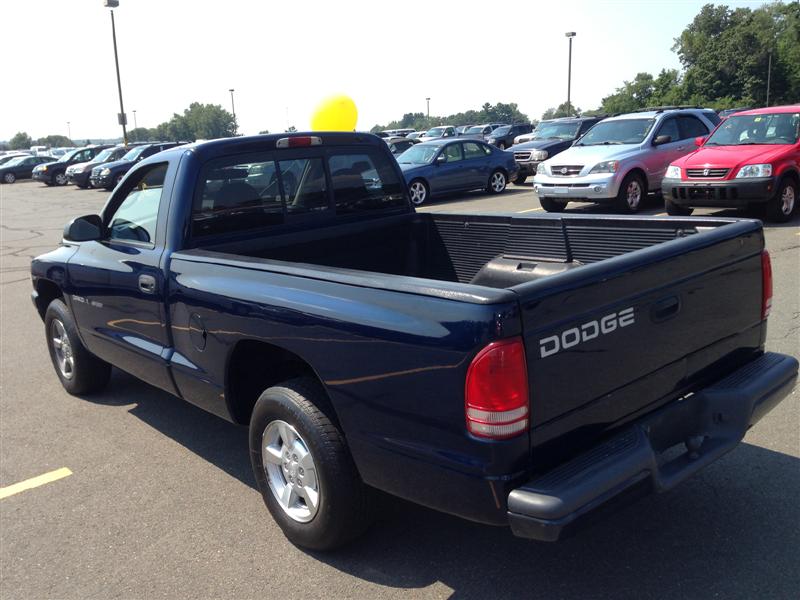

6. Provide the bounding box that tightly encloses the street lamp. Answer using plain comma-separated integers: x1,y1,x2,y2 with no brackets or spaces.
766,51,772,107
229,88,237,134
67,121,71,141
565,31,576,113
104,0,128,145
425,97,430,119
132,109,137,130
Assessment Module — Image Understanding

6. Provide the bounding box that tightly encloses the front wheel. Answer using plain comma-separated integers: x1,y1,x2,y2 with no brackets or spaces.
487,170,507,194
615,173,645,213
408,179,428,206
766,178,797,223
54,172,68,186
249,378,374,550
498,142,507,150
4,172,16,183
539,197,567,212
665,198,693,216
513,174,527,185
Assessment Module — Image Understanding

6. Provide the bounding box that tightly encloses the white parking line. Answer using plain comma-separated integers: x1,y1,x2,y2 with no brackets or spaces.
0,468,73,500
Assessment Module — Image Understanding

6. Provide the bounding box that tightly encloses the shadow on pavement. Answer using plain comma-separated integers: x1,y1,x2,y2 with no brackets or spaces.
94,371,799,599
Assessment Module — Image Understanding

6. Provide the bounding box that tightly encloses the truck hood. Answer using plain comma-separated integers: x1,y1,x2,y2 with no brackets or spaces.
546,144,643,165
673,144,791,169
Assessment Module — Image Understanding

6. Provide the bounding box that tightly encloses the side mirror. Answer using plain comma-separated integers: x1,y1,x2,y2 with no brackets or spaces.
64,214,103,242
435,154,447,165
653,135,672,146
695,136,707,147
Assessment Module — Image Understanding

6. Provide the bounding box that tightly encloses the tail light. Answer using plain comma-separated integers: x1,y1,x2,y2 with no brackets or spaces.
465,337,529,440
761,249,772,320
276,136,322,148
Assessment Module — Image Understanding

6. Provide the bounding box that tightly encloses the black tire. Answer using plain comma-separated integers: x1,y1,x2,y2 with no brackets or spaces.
665,197,693,216
115,174,124,187
249,377,374,550
498,142,507,150
4,172,16,183
44,299,111,395
765,177,797,223
408,178,428,206
539,197,567,212
614,172,646,213
513,174,527,185
487,169,507,194
54,172,68,186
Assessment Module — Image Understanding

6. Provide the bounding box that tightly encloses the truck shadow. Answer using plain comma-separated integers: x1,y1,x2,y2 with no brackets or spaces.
94,370,799,599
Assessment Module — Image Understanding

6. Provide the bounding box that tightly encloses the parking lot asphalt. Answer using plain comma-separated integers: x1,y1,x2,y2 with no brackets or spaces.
1,180,798,599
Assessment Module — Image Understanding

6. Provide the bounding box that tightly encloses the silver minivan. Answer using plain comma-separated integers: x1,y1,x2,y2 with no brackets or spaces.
533,108,719,212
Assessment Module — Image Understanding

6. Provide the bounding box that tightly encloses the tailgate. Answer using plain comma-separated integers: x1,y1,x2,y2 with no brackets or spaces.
514,219,766,464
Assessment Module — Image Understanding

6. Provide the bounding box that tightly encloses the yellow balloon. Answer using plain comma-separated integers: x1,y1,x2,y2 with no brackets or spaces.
310,94,358,131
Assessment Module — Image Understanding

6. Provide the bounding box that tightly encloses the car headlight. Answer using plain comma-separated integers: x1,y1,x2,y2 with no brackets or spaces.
589,160,618,174
532,150,548,161
40,165,48,172
100,168,111,176
735,164,772,178
536,163,547,175
665,165,681,179
487,138,496,143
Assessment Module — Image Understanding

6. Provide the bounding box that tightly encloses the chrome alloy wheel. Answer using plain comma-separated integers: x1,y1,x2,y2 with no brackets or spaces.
55,173,68,185
262,420,320,523
409,181,427,205
491,171,506,192
781,184,796,215
626,180,642,209
50,319,75,380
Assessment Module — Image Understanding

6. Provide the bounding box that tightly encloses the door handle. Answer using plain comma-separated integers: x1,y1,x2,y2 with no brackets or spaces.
138,274,157,294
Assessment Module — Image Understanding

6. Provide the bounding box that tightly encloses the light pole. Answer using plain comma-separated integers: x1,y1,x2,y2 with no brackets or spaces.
426,97,430,119
565,32,576,113
766,51,772,107
133,109,137,130
67,121,71,141
104,0,127,145
229,88,237,134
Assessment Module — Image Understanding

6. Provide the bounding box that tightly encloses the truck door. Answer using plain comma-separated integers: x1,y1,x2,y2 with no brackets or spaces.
66,161,178,394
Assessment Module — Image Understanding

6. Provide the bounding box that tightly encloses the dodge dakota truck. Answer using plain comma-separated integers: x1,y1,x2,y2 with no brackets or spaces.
31,132,798,550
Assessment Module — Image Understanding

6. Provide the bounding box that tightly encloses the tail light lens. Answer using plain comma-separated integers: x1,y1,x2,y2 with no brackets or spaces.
761,249,772,320
465,337,529,440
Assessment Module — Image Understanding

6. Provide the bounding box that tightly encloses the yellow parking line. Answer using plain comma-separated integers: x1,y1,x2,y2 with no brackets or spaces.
0,468,73,500
519,207,543,213
655,212,668,216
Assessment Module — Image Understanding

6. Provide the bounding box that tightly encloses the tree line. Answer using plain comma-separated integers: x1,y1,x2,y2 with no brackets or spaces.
372,102,533,133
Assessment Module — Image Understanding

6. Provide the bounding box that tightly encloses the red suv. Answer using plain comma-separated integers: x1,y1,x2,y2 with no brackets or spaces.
661,105,799,222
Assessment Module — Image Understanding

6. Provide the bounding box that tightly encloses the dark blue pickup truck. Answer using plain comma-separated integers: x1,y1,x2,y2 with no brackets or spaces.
31,132,797,550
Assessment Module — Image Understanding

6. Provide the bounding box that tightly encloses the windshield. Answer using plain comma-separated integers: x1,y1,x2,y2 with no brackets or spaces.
3,156,28,167
576,119,655,145
424,127,446,137
705,112,800,146
465,126,485,134
90,148,114,163
122,145,148,161
492,126,511,136
57,149,80,163
531,121,581,141
397,144,439,165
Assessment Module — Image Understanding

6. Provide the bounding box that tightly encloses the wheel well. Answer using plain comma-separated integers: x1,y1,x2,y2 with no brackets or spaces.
34,280,63,319
624,167,648,194
225,340,335,426
779,169,799,185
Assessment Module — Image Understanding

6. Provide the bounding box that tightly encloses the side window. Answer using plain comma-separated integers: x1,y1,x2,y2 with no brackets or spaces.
463,142,486,160
678,116,710,140
443,144,463,162
108,164,167,244
280,157,329,215
328,151,405,214
656,118,680,142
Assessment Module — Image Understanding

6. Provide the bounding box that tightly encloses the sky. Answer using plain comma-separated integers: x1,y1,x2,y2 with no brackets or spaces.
0,0,771,142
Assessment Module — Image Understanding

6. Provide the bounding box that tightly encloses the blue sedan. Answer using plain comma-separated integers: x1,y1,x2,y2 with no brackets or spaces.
396,139,519,205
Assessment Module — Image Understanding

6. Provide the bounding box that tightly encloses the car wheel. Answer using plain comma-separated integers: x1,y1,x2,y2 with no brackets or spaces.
54,172,68,186
540,197,567,212
4,172,16,183
513,175,527,185
114,174,124,187
498,142,507,150
766,178,797,223
408,179,428,206
44,299,112,395
615,173,645,213
487,170,507,194
665,198,693,216
249,377,374,550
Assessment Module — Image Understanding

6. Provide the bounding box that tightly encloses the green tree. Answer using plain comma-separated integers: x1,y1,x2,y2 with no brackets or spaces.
128,128,153,142
34,135,73,148
258,130,270,134
541,102,580,120
9,132,33,150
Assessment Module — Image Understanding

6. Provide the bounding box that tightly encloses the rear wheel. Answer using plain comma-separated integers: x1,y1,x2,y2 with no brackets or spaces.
249,377,374,550
766,178,797,223
408,179,428,206
4,172,16,183
539,197,567,212
665,197,693,216
615,173,645,213
487,170,507,194
513,174,527,185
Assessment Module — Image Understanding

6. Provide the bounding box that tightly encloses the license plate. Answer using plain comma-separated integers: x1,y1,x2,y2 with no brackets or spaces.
552,187,569,194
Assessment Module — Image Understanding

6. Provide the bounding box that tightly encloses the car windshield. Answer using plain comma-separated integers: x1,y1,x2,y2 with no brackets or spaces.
705,112,800,146
465,126,485,134
90,148,114,163
397,144,439,165
530,121,581,140
122,146,148,161
3,156,28,167
57,149,80,163
492,126,511,136
576,119,655,145
424,127,446,137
